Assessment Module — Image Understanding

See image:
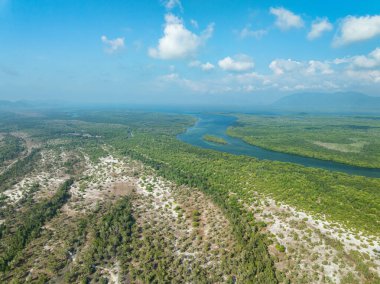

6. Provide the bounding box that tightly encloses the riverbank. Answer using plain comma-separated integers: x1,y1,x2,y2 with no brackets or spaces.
178,114,380,178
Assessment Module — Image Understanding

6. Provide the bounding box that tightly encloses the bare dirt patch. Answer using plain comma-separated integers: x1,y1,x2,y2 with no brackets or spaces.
313,140,368,153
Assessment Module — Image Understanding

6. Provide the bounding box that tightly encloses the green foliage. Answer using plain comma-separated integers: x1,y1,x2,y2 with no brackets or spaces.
0,149,41,193
203,134,228,145
0,194,7,208
1,109,379,283
0,179,73,272
192,210,201,226
275,244,286,252
119,136,279,283
117,133,380,236
227,114,380,168
66,197,134,282
0,134,25,165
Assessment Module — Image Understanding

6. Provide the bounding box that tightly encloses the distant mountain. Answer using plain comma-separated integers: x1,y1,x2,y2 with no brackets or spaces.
271,92,380,113
0,100,31,109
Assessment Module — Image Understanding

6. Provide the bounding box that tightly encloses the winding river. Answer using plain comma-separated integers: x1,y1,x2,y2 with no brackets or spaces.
177,114,380,178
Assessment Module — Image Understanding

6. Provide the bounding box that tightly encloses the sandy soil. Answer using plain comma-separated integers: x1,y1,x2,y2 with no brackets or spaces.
4,149,378,284
3,149,69,204
247,193,380,283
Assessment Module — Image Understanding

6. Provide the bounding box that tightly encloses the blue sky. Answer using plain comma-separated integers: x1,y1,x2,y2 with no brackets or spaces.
0,0,379,105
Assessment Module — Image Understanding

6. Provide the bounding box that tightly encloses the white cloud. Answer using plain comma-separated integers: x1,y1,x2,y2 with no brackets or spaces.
334,15,380,46
160,49,380,95
270,7,304,30
307,18,333,40
201,62,215,71
232,72,265,84
101,36,125,53
269,59,302,75
335,48,380,83
163,0,183,11
346,69,380,83
201,22,215,40
265,49,380,92
306,60,334,74
149,14,214,60
239,26,267,39
218,55,254,72
352,48,380,68
269,59,333,76
189,60,215,71
334,48,380,69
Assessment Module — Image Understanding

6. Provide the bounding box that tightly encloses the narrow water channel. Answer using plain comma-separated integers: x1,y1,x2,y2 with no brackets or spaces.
177,114,380,178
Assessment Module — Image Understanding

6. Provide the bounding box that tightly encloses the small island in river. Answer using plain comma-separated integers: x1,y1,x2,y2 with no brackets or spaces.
203,134,228,145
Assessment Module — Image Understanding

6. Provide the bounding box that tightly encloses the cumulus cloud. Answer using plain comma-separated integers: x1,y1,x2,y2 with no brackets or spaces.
161,49,380,95
346,69,380,83
218,55,254,72
101,36,125,53
306,60,334,74
351,48,380,68
239,26,267,39
269,59,302,75
334,15,380,46
307,18,333,40
270,7,304,30
334,48,380,69
265,49,380,91
149,14,214,60
333,48,380,83
163,0,183,11
269,59,334,76
266,59,341,92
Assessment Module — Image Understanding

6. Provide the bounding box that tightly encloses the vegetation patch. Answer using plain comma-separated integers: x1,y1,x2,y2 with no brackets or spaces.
0,179,73,273
0,109,379,283
203,134,228,145
227,114,380,168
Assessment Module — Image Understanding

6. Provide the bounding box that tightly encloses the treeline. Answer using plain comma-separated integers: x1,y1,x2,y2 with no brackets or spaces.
0,179,73,273
66,197,134,283
0,149,41,193
0,134,25,164
120,136,280,283
116,132,380,235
